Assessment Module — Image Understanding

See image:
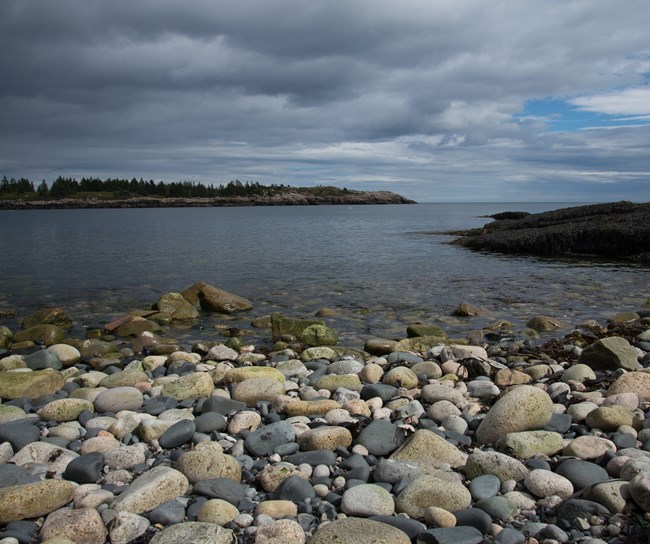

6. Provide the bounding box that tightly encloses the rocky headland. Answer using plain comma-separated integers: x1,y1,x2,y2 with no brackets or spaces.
0,190,415,210
450,201,650,263
1,282,650,543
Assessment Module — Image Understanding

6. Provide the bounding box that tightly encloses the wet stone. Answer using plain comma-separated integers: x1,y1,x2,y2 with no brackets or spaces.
469,474,501,501
356,419,406,456
193,478,247,505
157,419,196,449
417,526,485,544
555,459,610,491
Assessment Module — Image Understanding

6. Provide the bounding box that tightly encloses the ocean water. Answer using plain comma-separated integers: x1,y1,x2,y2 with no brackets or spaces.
1,203,648,346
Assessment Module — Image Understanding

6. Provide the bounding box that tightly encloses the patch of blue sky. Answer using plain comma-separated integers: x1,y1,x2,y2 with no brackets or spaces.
516,96,650,132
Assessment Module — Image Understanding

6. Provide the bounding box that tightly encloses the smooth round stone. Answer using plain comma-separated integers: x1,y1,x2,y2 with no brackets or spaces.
109,511,151,544
0,369,65,400
424,506,457,528
412,361,443,379
374,459,420,484
417,526,484,544
368,516,426,540
395,473,471,519
524,469,574,499
284,400,341,417
327,359,364,375
427,400,461,423
40,398,93,422
356,419,405,456
0,422,40,451
99,370,148,388
476,385,553,445
0,405,28,425
359,363,384,383
561,363,597,384
585,405,634,431
245,420,295,457
193,411,227,433
341,484,395,517
162,373,214,401
297,426,352,451
383,367,419,389
255,519,305,544
93,387,143,413
607,372,650,402
441,414,468,434
149,499,186,526
0,480,76,523
475,496,517,521
104,444,147,470
453,507,492,533
62,452,104,484
225,366,284,383
201,396,247,416
0,464,39,488
193,478,247,505
148,522,233,544
272,475,315,502
360,384,398,402
312,374,362,393
389,429,467,472
47,344,81,367
495,527,526,544
562,435,616,459
111,466,189,514
255,500,298,519
420,384,465,405
306,517,410,544
467,380,500,399
10,442,78,477
232,378,285,407
465,451,529,483
555,459,609,491
23,350,62,371
158,419,196,449
40,507,107,543
496,430,564,459
285,450,337,467
469,474,501,501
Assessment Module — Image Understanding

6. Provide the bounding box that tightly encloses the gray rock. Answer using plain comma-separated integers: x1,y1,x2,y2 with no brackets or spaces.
0,422,40,451
578,336,641,371
416,526,484,544
357,419,405,456
469,474,501,501
555,459,609,491
158,419,196,449
149,521,233,544
94,386,143,413
112,466,189,514
192,478,247,505
374,459,421,484
341,484,395,517
245,420,295,457
23,350,61,371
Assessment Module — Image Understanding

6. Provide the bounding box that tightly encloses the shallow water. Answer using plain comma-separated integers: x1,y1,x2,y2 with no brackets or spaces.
1,203,647,347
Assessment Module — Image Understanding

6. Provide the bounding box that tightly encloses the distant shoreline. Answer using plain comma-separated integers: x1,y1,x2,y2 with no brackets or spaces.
0,190,416,210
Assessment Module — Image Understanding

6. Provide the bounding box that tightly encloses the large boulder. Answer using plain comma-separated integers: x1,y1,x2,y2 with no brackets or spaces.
578,337,641,371
271,313,323,340
22,307,73,330
152,292,200,320
476,385,553,445
0,369,65,400
12,324,66,346
181,281,252,313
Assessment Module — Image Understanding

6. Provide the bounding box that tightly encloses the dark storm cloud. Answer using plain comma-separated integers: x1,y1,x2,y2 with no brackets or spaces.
1,0,649,200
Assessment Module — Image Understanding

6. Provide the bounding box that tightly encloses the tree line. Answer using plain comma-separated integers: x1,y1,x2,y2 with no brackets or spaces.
0,176,296,199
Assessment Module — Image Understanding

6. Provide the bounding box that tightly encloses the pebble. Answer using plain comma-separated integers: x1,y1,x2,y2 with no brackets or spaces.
0,297,648,544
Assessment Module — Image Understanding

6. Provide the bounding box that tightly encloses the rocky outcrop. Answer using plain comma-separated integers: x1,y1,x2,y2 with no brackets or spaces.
451,201,650,262
0,190,415,209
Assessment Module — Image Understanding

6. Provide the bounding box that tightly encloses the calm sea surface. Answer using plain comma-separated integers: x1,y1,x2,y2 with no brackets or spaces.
1,203,648,346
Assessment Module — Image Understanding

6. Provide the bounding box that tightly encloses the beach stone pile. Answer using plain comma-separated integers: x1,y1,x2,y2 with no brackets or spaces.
0,288,650,543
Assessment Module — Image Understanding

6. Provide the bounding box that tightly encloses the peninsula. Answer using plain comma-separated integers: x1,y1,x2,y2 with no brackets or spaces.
0,176,415,209
450,201,650,263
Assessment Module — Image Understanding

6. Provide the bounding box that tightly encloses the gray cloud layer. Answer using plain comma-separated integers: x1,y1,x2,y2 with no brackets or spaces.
1,0,649,201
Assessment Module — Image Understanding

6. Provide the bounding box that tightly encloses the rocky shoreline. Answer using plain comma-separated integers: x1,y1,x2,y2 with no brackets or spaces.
1,282,650,544
449,201,650,263
0,191,415,210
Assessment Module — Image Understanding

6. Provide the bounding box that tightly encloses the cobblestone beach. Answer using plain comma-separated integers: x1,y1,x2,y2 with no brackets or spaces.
1,282,649,544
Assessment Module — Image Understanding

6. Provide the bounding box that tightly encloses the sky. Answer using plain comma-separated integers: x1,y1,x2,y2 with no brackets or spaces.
1,0,649,202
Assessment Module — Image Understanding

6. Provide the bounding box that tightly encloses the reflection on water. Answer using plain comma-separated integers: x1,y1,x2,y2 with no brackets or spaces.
0,203,647,347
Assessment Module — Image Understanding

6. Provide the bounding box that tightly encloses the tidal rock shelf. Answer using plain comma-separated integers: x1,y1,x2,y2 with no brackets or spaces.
450,201,650,263
1,284,650,543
